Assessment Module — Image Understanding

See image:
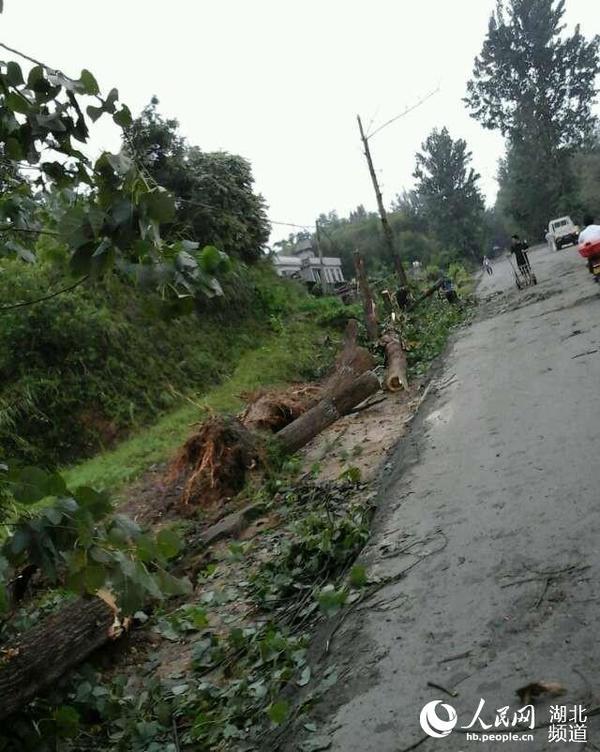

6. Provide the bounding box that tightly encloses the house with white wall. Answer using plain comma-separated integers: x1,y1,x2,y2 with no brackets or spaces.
271,239,344,284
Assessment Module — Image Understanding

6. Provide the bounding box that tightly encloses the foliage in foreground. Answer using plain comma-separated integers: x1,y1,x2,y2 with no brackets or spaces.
0,481,371,751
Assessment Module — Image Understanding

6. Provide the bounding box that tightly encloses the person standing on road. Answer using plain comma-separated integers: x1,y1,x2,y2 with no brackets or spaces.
482,255,493,275
510,234,531,283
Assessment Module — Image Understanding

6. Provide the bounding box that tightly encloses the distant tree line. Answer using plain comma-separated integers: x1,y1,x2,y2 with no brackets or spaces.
466,0,600,239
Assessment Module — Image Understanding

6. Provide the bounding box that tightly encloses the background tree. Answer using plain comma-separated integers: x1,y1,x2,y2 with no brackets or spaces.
413,127,486,260
465,0,600,237
125,99,270,263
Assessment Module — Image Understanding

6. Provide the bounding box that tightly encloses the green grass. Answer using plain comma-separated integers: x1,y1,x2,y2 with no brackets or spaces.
64,317,337,494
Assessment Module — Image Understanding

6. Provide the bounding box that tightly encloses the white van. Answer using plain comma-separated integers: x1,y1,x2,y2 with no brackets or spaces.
547,216,579,250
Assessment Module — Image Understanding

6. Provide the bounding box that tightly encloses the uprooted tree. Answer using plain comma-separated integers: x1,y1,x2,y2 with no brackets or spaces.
0,318,380,717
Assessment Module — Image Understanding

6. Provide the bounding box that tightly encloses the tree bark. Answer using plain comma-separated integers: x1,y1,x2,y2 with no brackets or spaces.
276,370,380,453
0,596,118,720
353,251,379,342
381,333,408,392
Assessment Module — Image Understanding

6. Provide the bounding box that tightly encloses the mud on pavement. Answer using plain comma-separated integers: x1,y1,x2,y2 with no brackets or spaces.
280,244,600,752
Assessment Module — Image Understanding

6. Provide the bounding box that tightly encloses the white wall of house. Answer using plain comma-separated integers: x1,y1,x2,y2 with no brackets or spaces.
272,251,344,283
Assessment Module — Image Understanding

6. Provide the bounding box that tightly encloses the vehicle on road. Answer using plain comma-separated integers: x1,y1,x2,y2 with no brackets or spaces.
547,216,579,250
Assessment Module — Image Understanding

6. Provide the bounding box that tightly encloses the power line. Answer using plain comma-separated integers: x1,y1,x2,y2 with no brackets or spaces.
366,86,440,140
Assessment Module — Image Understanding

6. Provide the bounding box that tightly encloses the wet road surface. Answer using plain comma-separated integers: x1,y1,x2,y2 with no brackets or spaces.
292,243,600,752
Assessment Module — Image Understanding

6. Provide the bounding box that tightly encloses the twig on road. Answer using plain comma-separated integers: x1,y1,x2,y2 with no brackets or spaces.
348,395,387,414
324,530,448,655
534,577,551,609
427,680,458,698
439,649,471,664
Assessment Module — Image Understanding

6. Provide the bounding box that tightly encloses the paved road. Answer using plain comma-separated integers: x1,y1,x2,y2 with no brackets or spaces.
297,243,600,751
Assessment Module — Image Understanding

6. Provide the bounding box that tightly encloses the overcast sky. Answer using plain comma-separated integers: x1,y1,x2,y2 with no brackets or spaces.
1,0,598,242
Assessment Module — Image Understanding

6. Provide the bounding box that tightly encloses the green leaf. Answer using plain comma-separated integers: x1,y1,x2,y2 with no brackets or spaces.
6,91,31,114
26,65,44,89
198,244,231,274
316,585,347,618
143,189,176,224
7,528,30,556
74,486,111,518
86,104,104,122
113,104,132,128
349,564,367,588
13,466,49,503
104,87,119,112
79,69,99,96
156,528,182,560
5,136,24,160
83,563,106,593
267,699,289,726
339,466,361,484
297,665,311,686
6,61,24,86
136,534,157,563
54,705,80,738
156,570,192,597
45,472,68,497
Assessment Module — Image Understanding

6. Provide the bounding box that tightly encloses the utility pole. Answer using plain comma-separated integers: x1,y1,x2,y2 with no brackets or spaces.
357,114,408,287
315,220,327,296
356,88,439,288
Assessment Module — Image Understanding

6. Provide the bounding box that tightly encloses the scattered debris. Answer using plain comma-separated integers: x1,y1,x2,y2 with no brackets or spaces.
516,681,566,705
427,680,459,698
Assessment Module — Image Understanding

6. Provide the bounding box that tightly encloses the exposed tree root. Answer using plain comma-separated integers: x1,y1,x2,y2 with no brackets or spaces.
170,416,262,507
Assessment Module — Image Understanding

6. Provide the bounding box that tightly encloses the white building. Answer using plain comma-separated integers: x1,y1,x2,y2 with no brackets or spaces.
271,239,345,284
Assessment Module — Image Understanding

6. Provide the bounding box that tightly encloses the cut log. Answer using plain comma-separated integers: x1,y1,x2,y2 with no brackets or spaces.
381,333,409,392
353,251,379,342
322,319,375,395
239,385,321,433
0,595,118,721
276,370,380,453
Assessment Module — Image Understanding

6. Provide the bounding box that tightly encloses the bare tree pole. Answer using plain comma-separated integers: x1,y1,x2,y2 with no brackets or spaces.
356,86,440,288
353,250,379,342
315,220,327,296
356,114,408,287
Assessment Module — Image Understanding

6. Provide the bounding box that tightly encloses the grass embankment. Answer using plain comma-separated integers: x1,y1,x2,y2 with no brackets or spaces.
64,315,337,493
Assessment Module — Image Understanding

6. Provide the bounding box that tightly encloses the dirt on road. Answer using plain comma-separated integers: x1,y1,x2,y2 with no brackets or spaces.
285,244,600,752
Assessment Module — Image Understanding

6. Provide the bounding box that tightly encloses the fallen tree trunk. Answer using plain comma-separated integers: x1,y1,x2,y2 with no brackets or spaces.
323,319,375,395
0,365,381,719
0,595,118,721
276,370,380,453
407,279,442,311
239,385,321,433
381,332,408,392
